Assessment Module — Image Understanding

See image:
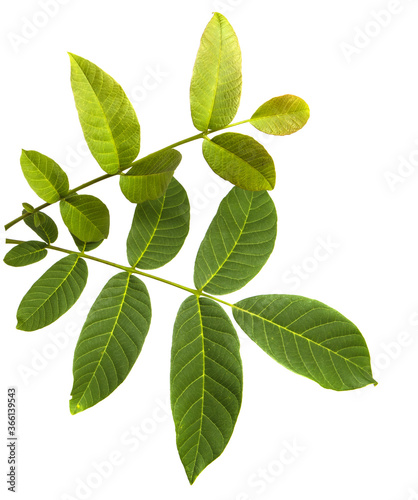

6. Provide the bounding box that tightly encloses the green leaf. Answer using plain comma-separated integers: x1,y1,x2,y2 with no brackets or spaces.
4,241,48,267
171,295,243,484
119,149,182,203
69,53,140,174
16,254,88,331
33,213,44,227
250,95,310,136
20,150,69,203
70,272,151,415
190,12,242,131
71,233,104,252
23,210,58,244
60,194,110,242
22,203,35,213
194,187,277,295
232,295,377,391
202,133,275,191
127,178,190,269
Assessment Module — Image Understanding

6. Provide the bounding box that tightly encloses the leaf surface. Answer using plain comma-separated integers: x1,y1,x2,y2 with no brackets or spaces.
171,295,243,484
250,95,310,136
127,178,190,269
190,13,242,131
202,133,275,191
69,53,140,174
70,272,151,414
4,241,47,267
194,187,277,295
71,233,104,252
60,194,110,242
16,254,88,331
233,295,377,390
119,149,182,203
23,211,58,244
20,150,69,203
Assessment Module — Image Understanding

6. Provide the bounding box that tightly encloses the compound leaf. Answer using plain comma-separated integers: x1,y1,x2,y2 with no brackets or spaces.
69,53,140,174
23,210,58,244
70,272,151,415
171,295,243,484
127,178,190,269
119,149,182,203
16,254,88,331
194,187,277,295
202,133,275,191
4,241,48,267
233,295,377,391
60,194,110,242
190,12,242,131
20,150,69,203
250,95,310,136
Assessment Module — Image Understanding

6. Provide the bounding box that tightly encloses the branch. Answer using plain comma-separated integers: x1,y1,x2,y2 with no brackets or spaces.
4,120,250,231
4,238,235,309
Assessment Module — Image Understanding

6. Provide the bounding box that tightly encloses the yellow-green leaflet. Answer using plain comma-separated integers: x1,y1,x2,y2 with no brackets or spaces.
190,13,242,131
202,133,275,191
250,95,310,136
120,149,182,203
60,194,110,242
69,53,140,174
20,150,69,203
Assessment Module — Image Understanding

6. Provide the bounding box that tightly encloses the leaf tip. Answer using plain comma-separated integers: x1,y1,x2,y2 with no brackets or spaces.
212,11,227,22
20,149,30,163
266,177,276,190
68,52,82,68
185,467,199,485
69,398,83,415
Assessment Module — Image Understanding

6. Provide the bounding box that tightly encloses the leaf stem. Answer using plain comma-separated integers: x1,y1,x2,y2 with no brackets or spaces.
5,239,206,299
199,292,235,308
4,119,250,231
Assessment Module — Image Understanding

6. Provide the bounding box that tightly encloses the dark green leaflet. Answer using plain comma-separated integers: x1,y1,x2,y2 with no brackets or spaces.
171,295,243,483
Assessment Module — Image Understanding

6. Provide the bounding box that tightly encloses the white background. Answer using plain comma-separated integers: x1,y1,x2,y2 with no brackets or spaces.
1,1,418,499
